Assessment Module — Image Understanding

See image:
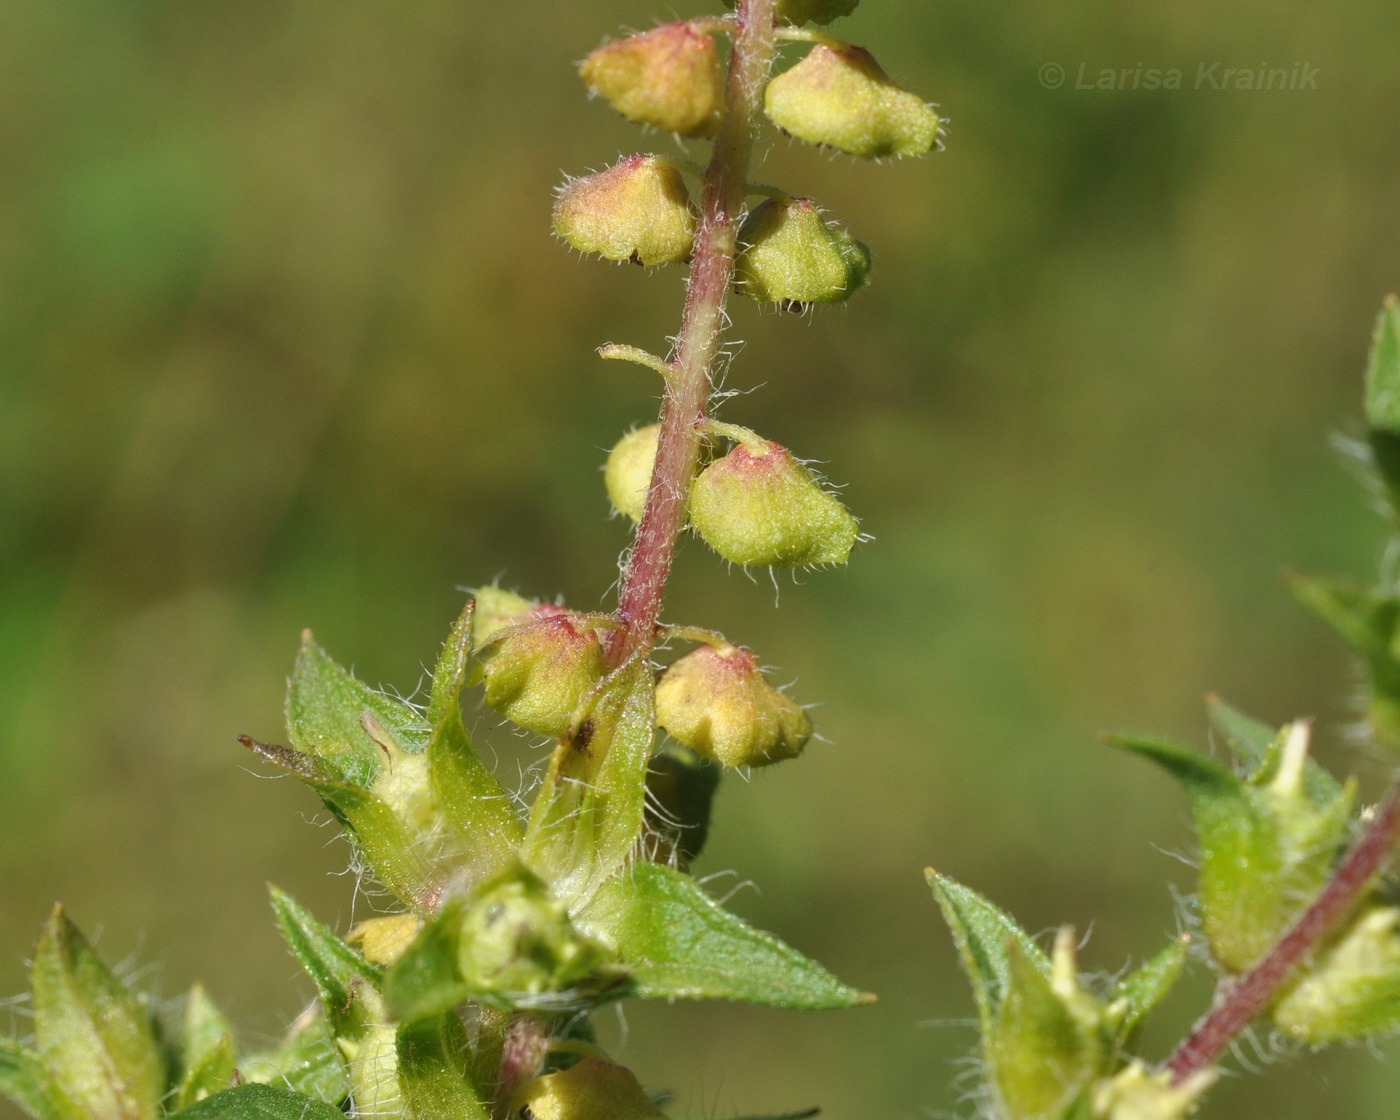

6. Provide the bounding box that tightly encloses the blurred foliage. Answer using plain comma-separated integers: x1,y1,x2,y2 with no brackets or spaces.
3,0,1400,1117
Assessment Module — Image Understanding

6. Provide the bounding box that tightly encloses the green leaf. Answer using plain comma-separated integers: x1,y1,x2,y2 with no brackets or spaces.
581,862,868,1009
396,1013,490,1120
168,1083,345,1120
268,887,382,1035
987,944,1105,1120
174,985,237,1109
1109,935,1189,1042
30,907,163,1120
0,1040,81,1120
287,631,429,787
1207,697,1343,805
1273,905,1400,1043
385,865,623,1020
1364,294,1400,434
240,1005,348,1105
245,740,446,910
925,869,1048,1032
522,659,657,906
425,602,524,885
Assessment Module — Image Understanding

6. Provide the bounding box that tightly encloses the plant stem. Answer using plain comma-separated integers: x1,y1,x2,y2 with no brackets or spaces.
1166,777,1400,1083
610,0,778,666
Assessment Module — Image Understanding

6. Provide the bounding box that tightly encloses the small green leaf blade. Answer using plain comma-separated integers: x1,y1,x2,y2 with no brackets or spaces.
925,869,1048,1032
1110,935,1189,1041
1364,294,1400,433
268,887,381,1036
30,907,163,1120
582,862,867,1009
240,1005,348,1106
174,985,237,1109
168,1083,346,1120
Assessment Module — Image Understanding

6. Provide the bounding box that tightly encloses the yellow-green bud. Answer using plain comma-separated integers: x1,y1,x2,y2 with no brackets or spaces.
689,439,859,567
604,424,660,522
514,1059,665,1120
580,22,724,138
735,196,870,308
554,155,696,266
765,43,941,159
1273,906,1400,1043
456,867,609,998
1091,1061,1216,1120
347,913,422,966
481,608,607,737
724,0,860,26
470,585,536,649
656,642,812,768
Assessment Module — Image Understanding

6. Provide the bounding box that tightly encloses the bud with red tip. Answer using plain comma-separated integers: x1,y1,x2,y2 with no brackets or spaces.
765,43,941,160
689,437,859,567
480,609,609,738
580,22,724,138
656,641,812,768
554,155,696,266
735,196,870,307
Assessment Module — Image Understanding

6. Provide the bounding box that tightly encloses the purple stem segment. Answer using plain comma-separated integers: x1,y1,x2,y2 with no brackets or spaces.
610,0,778,666
1166,778,1400,1083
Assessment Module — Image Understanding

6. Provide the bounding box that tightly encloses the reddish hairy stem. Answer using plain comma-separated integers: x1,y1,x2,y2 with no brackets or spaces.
1166,778,1400,1083
609,0,778,665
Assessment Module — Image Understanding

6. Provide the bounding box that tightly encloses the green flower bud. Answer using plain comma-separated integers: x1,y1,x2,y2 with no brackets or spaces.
765,43,941,159
735,197,870,307
1273,905,1400,1043
723,0,860,26
1091,1061,1216,1120
455,867,611,1001
604,424,660,522
470,585,536,649
580,22,723,138
554,155,696,266
481,609,608,737
688,438,859,567
514,1059,665,1120
655,642,812,768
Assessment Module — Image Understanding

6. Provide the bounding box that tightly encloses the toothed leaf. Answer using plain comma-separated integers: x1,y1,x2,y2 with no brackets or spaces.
268,887,382,1037
581,862,867,1008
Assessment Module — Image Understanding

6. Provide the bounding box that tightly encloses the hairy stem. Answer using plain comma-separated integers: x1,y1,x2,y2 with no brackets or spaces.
1166,777,1400,1083
610,0,778,665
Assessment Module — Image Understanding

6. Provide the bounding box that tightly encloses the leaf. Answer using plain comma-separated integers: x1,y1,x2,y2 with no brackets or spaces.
168,1083,346,1120
581,862,868,1009
522,659,657,906
268,887,382,1036
425,602,523,885
0,1040,81,1120
1364,294,1400,434
174,985,237,1109
240,1005,348,1106
30,906,164,1120
287,631,429,787
1207,696,1343,805
245,740,446,910
925,869,1048,1032
1109,935,1189,1041
395,1013,491,1120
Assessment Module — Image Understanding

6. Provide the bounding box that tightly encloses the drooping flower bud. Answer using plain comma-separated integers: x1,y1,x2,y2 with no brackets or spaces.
480,610,608,737
580,23,724,138
514,1058,666,1120
765,43,941,160
470,585,536,650
724,0,860,26
655,642,812,767
689,438,859,567
554,155,696,266
604,423,660,522
734,196,870,307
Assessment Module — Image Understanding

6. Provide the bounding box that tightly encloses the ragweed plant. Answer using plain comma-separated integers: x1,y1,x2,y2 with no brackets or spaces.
928,298,1400,1120
0,3,941,1120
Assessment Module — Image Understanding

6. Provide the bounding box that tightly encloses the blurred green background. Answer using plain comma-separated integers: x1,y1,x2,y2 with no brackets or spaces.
4,0,1400,1117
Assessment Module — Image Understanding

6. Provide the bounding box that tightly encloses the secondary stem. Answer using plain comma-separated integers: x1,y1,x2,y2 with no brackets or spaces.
610,0,778,666
1166,777,1400,1083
